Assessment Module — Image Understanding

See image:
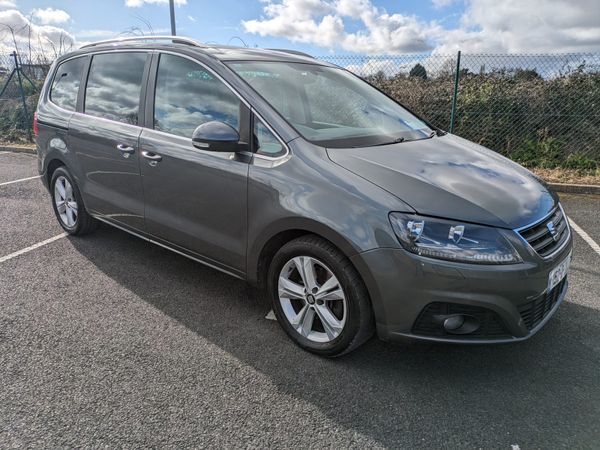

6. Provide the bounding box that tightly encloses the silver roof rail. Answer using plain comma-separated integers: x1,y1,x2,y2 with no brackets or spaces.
81,35,205,49
268,48,313,58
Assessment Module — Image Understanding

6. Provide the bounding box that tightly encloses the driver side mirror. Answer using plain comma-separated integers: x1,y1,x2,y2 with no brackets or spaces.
192,121,247,152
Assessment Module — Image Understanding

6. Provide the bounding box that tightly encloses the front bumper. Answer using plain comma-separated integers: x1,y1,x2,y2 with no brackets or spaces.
350,235,572,344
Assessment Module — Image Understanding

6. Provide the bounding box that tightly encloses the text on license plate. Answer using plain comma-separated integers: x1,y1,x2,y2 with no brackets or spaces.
548,252,571,292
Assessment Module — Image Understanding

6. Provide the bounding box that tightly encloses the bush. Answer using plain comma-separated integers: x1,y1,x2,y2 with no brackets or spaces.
510,135,598,173
362,65,600,170
564,153,598,171
0,94,38,143
511,137,566,169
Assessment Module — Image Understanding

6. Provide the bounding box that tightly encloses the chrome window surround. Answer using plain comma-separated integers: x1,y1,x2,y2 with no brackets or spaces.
48,48,291,165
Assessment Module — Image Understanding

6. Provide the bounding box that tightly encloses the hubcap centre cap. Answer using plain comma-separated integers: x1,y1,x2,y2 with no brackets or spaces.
306,294,316,304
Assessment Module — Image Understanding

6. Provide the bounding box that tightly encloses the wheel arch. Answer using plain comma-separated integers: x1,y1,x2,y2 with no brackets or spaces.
248,217,363,290
46,158,66,187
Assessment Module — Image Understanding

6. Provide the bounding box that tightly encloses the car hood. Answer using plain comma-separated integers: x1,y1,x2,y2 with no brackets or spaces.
327,134,558,229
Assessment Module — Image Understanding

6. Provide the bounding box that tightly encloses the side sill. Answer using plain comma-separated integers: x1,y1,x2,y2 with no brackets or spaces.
93,216,245,281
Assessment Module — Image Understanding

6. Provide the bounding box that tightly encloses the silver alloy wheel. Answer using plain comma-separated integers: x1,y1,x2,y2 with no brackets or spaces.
278,256,347,343
54,175,78,228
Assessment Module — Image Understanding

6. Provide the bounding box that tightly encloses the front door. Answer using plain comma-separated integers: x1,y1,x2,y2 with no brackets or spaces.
139,53,249,275
69,51,149,231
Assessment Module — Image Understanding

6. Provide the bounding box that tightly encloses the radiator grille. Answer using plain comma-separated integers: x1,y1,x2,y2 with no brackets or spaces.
518,207,569,258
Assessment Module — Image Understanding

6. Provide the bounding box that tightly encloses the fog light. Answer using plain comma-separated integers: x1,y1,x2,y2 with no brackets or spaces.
442,314,480,335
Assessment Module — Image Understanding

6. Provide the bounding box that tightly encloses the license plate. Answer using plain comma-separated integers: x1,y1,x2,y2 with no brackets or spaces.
548,252,571,292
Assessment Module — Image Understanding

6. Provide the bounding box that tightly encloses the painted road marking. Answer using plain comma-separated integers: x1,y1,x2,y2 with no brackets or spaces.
265,310,277,321
569,218,600,256
0,233,68,264
0,175,41,187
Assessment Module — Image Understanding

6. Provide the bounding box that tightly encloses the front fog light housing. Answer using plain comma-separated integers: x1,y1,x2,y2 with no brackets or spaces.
389,213,522,264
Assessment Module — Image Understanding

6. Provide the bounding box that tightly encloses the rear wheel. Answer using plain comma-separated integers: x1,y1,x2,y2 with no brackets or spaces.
50,167,97,235
268,235,374,357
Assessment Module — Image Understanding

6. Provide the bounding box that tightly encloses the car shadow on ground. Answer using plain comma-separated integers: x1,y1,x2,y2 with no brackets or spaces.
68,225,600,448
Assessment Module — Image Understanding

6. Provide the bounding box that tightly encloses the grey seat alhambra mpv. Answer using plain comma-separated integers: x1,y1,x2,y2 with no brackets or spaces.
36,36,572,356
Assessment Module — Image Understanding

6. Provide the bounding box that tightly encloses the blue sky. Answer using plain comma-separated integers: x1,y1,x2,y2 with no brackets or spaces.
10,0,463,54
1,1,599,55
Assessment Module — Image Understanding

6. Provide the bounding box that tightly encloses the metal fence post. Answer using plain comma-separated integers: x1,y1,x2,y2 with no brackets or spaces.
449,50,461,133
12,51,32,141
169,0,177,35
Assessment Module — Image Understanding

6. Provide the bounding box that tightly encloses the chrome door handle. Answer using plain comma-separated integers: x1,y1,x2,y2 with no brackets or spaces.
141,150,162,166
116,144,135,153
141,150,162,161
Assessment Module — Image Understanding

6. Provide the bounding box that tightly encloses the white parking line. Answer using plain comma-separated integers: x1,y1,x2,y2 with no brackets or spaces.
569,218,600,256
0,175,41,186
0,233,68,264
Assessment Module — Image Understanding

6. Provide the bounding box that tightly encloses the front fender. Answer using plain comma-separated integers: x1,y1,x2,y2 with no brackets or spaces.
245,140,412,286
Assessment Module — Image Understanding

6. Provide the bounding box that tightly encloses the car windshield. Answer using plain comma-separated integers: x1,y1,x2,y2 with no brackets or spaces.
228,61,433,148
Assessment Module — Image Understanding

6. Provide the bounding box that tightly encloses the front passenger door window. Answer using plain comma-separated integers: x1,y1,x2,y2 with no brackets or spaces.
154,54,241,138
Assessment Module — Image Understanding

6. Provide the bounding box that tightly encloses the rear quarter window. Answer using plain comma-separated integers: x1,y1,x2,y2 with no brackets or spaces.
50,57,86,111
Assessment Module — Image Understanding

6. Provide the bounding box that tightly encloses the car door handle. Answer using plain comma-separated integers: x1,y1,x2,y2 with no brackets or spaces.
116,144,135,153
141,150,162,162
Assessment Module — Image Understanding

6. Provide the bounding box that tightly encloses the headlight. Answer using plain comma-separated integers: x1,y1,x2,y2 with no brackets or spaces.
389,213,522,264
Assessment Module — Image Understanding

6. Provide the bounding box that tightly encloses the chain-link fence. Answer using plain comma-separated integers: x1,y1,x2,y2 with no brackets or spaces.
1,50,599,170
0,52,47,143
321,53,600,170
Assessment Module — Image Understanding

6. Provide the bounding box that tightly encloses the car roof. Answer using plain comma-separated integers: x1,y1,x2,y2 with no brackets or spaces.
64,36,333,67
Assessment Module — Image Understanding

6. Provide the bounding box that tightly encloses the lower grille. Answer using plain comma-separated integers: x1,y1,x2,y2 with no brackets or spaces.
412,302,511,339
518,279,566,330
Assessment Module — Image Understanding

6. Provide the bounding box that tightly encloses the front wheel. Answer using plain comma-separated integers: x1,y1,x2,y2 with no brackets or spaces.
50,167,97,235
268,235,374,357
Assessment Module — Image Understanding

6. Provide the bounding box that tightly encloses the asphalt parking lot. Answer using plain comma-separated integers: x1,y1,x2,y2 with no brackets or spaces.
1,151,599,449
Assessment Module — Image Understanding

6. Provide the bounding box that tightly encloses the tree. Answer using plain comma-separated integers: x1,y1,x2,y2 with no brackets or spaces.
409,63,427,80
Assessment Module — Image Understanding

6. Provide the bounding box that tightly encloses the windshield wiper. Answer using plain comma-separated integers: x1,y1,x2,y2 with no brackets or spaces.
367,137,405,147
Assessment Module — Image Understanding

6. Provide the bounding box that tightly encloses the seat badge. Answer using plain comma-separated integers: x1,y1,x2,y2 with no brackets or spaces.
547,221,559,241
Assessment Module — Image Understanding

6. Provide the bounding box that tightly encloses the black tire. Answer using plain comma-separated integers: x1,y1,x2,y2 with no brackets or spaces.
50,166,97,235
268,235,374,357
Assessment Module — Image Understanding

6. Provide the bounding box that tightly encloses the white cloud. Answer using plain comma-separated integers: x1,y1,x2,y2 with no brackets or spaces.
243,0,438,54
0,9,75,56
244,0,600,54
433,0,600,54
431,0,458,8
124,0,186,6
187,15,196,22
345,58,404,76
0,1,16,10
32,7,70,25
